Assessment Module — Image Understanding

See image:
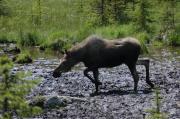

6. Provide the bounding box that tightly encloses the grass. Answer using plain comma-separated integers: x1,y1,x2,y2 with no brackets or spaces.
0,0,179,52
94,24,136,39
18,30,41,47
0,33,17,43
167,31,180,46
40,38,71,52
13,52,33,64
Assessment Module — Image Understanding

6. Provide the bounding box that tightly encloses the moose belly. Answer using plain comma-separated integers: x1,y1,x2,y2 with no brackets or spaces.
83,56,124,68
98,57,124,68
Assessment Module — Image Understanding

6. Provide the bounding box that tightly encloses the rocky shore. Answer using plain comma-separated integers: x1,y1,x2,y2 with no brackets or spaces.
1,45,179,119
14,51,179,119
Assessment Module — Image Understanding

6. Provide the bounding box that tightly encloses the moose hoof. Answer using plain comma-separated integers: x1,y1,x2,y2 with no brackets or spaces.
134,88,138,93
150,84,155,89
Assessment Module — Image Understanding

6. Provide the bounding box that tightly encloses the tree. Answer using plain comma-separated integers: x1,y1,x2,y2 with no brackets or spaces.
0,56,41,119
89,0,128,25
160,0,176,33
89,0,108,25
134,0,152,32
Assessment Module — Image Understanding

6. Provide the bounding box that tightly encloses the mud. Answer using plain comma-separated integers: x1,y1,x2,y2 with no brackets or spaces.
1,44,180,119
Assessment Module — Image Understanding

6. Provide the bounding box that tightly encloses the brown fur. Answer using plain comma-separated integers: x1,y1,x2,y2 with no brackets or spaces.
53,36,154,93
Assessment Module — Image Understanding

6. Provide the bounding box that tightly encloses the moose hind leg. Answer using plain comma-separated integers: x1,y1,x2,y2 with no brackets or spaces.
128,63,139,92
144,60,154,88
84,68,102,83
137,58,154,88
93,69,102,93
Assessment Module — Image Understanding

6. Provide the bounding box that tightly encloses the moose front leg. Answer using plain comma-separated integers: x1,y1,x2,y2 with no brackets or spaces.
128,63,139,92
137,58,154,88
83,68,102,85
84,68,96,84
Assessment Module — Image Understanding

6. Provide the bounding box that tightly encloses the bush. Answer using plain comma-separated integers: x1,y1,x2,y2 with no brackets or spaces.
0,56,42,118
13,52,33,64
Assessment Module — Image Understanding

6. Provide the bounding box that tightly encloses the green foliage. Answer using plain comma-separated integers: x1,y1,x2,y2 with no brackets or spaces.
0,31,17,43
135,32,150,43
145,88,167,119
18,30,40,47
134,32,150,54
89,0,130,25
94,24,135,39
73,24,95,42
40,31,72,52
0,0,179,48
30,96,46,108
13,52,33,64
133,0,152,32
0,0,11,16
0,56,42,118
167,30,180,46
159,0,176,33
0,34,10,43
152,41,164,48
48,38,71,52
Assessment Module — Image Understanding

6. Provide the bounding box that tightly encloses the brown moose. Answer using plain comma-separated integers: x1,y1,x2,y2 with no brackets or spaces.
53,36,154,93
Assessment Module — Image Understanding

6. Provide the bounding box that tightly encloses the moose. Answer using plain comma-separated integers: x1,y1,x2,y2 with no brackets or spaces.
53,36,154,93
